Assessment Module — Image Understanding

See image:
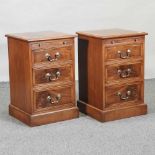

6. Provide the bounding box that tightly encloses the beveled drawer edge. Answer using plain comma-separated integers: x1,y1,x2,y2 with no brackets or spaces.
105,78,143,87
33,103,75,114
105,60,142,67
103,36,144,46
30,38,74,50
105,79,143,87
33,60,73,70
105,57,143,66
31,46,73,52
33,81,73,92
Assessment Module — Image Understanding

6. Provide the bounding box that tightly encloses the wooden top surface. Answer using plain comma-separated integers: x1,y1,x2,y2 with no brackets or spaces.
5,31,76,42
76,28,148,39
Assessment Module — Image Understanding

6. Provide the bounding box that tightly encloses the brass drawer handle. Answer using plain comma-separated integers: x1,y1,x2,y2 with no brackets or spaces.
117,90,132,100
63,41,68,45
117,49,131,59
117,68,132,78
45,52,60,62
46,94,61,104
45,70,61,81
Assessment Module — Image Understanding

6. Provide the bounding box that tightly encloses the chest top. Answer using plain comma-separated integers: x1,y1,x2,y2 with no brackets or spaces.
5,31,76,42
76,28,147,39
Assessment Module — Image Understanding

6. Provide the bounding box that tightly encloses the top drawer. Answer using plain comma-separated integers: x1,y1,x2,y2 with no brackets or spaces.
105,44,142,62
104,36,144,45
32,46,72,64
30,39,73,50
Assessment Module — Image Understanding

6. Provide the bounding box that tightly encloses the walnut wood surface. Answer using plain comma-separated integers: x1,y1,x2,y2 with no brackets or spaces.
77,28,147,39
105,44,142,61
106,62,142,83
35,86,73,110
6,31,76,42
30,39,73,50
9,105,79,126
105,82,142,107
77,100,147,122
6,31,79,126
33,65,72,85
7,38,33,114
33,46,72,64
77,29,147,122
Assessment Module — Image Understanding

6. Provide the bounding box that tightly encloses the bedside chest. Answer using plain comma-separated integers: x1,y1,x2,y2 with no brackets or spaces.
77,29,148,122
6,31,79,126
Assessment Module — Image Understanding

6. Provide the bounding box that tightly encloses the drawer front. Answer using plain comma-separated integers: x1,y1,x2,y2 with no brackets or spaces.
105,83,142,107
33,65,72,85
33,46,72,64
31,39,73,50
105,44,142,61
104,37,144,45
106,63,142,82
35,86,73,110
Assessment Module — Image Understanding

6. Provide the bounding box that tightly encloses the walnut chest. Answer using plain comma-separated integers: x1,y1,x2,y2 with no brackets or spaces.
6,31,79,126
77,29,148,122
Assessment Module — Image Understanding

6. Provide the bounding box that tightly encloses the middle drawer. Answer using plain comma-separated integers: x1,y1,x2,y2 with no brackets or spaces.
106,62,142,83
33,64,72,85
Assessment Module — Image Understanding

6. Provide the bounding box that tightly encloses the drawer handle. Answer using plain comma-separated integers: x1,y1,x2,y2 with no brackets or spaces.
47,94,61,104
117,68,132,78
117,90,132,100
117,49,131,59
63,41,68,45
45,52,60,62
45,70,61,81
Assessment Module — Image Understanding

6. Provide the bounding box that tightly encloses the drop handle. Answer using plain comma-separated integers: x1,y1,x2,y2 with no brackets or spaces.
45,70,61,81
45,52,60,62
117,90,132,100
117,68,132,78
63,41,68,45
117,49,131,59
46,94,61,104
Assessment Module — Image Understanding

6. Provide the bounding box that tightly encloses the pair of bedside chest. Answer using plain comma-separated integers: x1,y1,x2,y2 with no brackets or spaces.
6,29,148,126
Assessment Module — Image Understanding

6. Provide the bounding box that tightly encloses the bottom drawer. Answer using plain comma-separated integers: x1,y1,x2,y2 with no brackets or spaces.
34,86,74,111
105,83,143,108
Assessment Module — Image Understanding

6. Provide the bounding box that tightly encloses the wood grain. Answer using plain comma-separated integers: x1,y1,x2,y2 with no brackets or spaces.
33,65,72,85
6,31,76,42
78,37,104,110
7,38,33,114
105,82,142,107
6,31,79,126
77,29,147,122
105,44,142,61
30,39,73,50
77,28,147,39
33,46,72,64
35,86,73,110
106,62,142,83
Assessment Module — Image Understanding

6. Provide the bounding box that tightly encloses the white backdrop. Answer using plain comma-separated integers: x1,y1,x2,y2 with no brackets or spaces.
0,0,155,81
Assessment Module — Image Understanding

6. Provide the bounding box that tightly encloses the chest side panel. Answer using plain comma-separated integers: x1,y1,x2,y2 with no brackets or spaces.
78,36,104,110
8,38,33,113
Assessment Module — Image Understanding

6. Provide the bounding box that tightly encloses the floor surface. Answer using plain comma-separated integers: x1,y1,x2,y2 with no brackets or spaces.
0,80,155,155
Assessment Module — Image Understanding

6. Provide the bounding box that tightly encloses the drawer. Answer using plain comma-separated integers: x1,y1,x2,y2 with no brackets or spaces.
33,65,72,85
105,44,142,61
104,37,144,45
105,83,142,108
106,63,142,83
33,46,72,64
30,39,73,50
34,86,73,110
